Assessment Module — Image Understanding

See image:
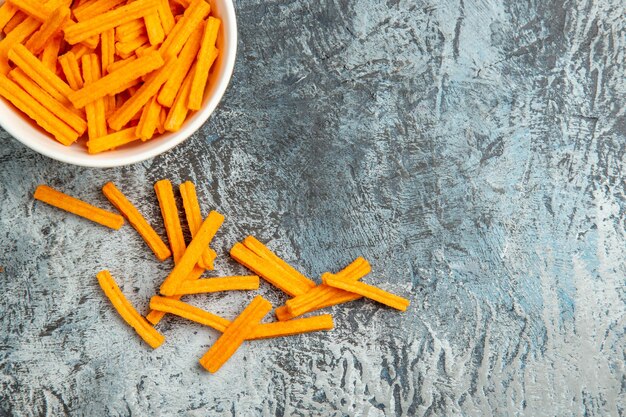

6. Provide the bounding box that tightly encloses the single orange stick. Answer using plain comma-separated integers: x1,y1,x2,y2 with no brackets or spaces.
6,0,54,22
0,17,41,71
24,6,69,55
72,0,126,21
156,106,166,133
0,3,19,33
87,127,140,153
115,35,149,58
243,236,316,292
68,42,93,60
136,95,161,140
97,270,165,349
156,0,174,34
81,54,107,139
144,12,164,45
102,182,172,261
230,243,311,297
107,56,175,130
171,276,260,295
157,21,202,107
0,74,78,145
106,55,136,74
188,16,220,110
179,180,217,270
250,314,334,339
3,11,27,35
154,179,186,263
134,44,157,58
68,51,164,108
100,29,115,112
40,34,63,72
9,69,87,135
199,295,272,373
58,51,84,90
163,64,193,131
322,275,410,311
278,258,370,320
159,210,224,296
63,0,160,45
150,295,230,331
116,26,146,44
8,44,73,102
158,0,209,59
34,185,124,229
115,18,144,39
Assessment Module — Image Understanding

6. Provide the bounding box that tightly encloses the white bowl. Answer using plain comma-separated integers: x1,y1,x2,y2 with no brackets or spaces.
0,0,237,168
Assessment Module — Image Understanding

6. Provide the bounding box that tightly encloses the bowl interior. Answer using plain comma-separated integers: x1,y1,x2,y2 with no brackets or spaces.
0,0,236,167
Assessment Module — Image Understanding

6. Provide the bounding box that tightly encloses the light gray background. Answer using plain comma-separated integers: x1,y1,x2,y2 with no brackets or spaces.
1,0,625,415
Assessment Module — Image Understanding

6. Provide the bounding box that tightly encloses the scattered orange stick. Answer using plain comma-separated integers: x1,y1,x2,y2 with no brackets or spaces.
97,270,165,349
40,35,63,72
250,314,334,340
0,74,78,145
188,16,220,110
68,51,164,108
144,12,164,45
154,179,186,263
179,180,217,269
159,210,224,296
24,5,69,55
34,185,124,229
163,61,193,132
73,0,126,21
322,274,410,311
159,0,209,59
102,182,172,261
63,0,161,45
145,265,204,325
199,295,272,373
171,276,260,295
149,295,229,331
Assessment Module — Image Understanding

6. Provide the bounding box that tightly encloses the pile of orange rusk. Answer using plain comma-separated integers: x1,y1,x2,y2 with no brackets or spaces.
33,181,410,373
0,0,220,153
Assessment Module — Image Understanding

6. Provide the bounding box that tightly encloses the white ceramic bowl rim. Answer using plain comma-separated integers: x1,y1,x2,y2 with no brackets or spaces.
0,0,237,168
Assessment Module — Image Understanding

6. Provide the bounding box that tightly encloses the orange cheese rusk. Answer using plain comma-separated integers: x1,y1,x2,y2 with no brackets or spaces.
63,0,160,45
80,35,100,50
68,51,164,108
322,275,410,311
114,18,144,40
8,43,73,102
243,236,316,292
154,179,186,263
188,16,220,110
158,0,209,59
157,106,166,133
199,295,272,373
0,17,41,71
157,21,201,107
144,13,164,45
24,6,69,55
87,127,139,153
40,34,63,71
163,63,192,131
144,264,204,325
3,11,27,35
100,29,115,112
81,54,107,139
102,182,172,260
171,276,260,295
68,42,93,60
0,3,19,33
9,69,87,135
107,56,175,130
150,295,230,331
97,270,165,349
6,0,54,22
156,0,174,34
58,51,84,89
0,74,78,144
115,35,149,57
106,55,136,73
179,180,217,270
34,185,124,229
116,26,146,44
73,0,126,21
159,210,224,296
136,95,161,140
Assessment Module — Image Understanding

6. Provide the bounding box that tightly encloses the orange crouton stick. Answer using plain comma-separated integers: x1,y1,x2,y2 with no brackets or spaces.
8,44,73,102
87,127,140,153
106,55,136,73
102,182,172,261
172,276,260,295
163,64,193,131
0,3,19,33
34,185,124,229
68,51,163,108
154,179,186,262
322,274,410,311
0,18,42,73
278,258,370,320
158,0,209,59
144,13,164,45
159,211,224,296
40,34,63,72
157,0,174,34
100,29,116,112
150,295,230,331
115,35,149,58
58,51,83,90
157,21,202,107
188,16,220,110
136,95,162,140
114,18,144,40
243,236,316,291
9,69,87,135
63,0,160,44
0,74,78,145
24,5,69,55
179,181,217,270
6,0,53,22
73,0,126,21
199,295,272,372
67,43,93,60
116,26,146,44
3,11,27,35
82,54,107,139
97,270,165,349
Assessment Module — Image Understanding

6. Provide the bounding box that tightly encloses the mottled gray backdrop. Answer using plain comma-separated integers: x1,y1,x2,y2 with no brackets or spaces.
1,0,625,415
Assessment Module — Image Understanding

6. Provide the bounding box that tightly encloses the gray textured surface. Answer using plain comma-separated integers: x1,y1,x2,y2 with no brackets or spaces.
0,0,625,415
